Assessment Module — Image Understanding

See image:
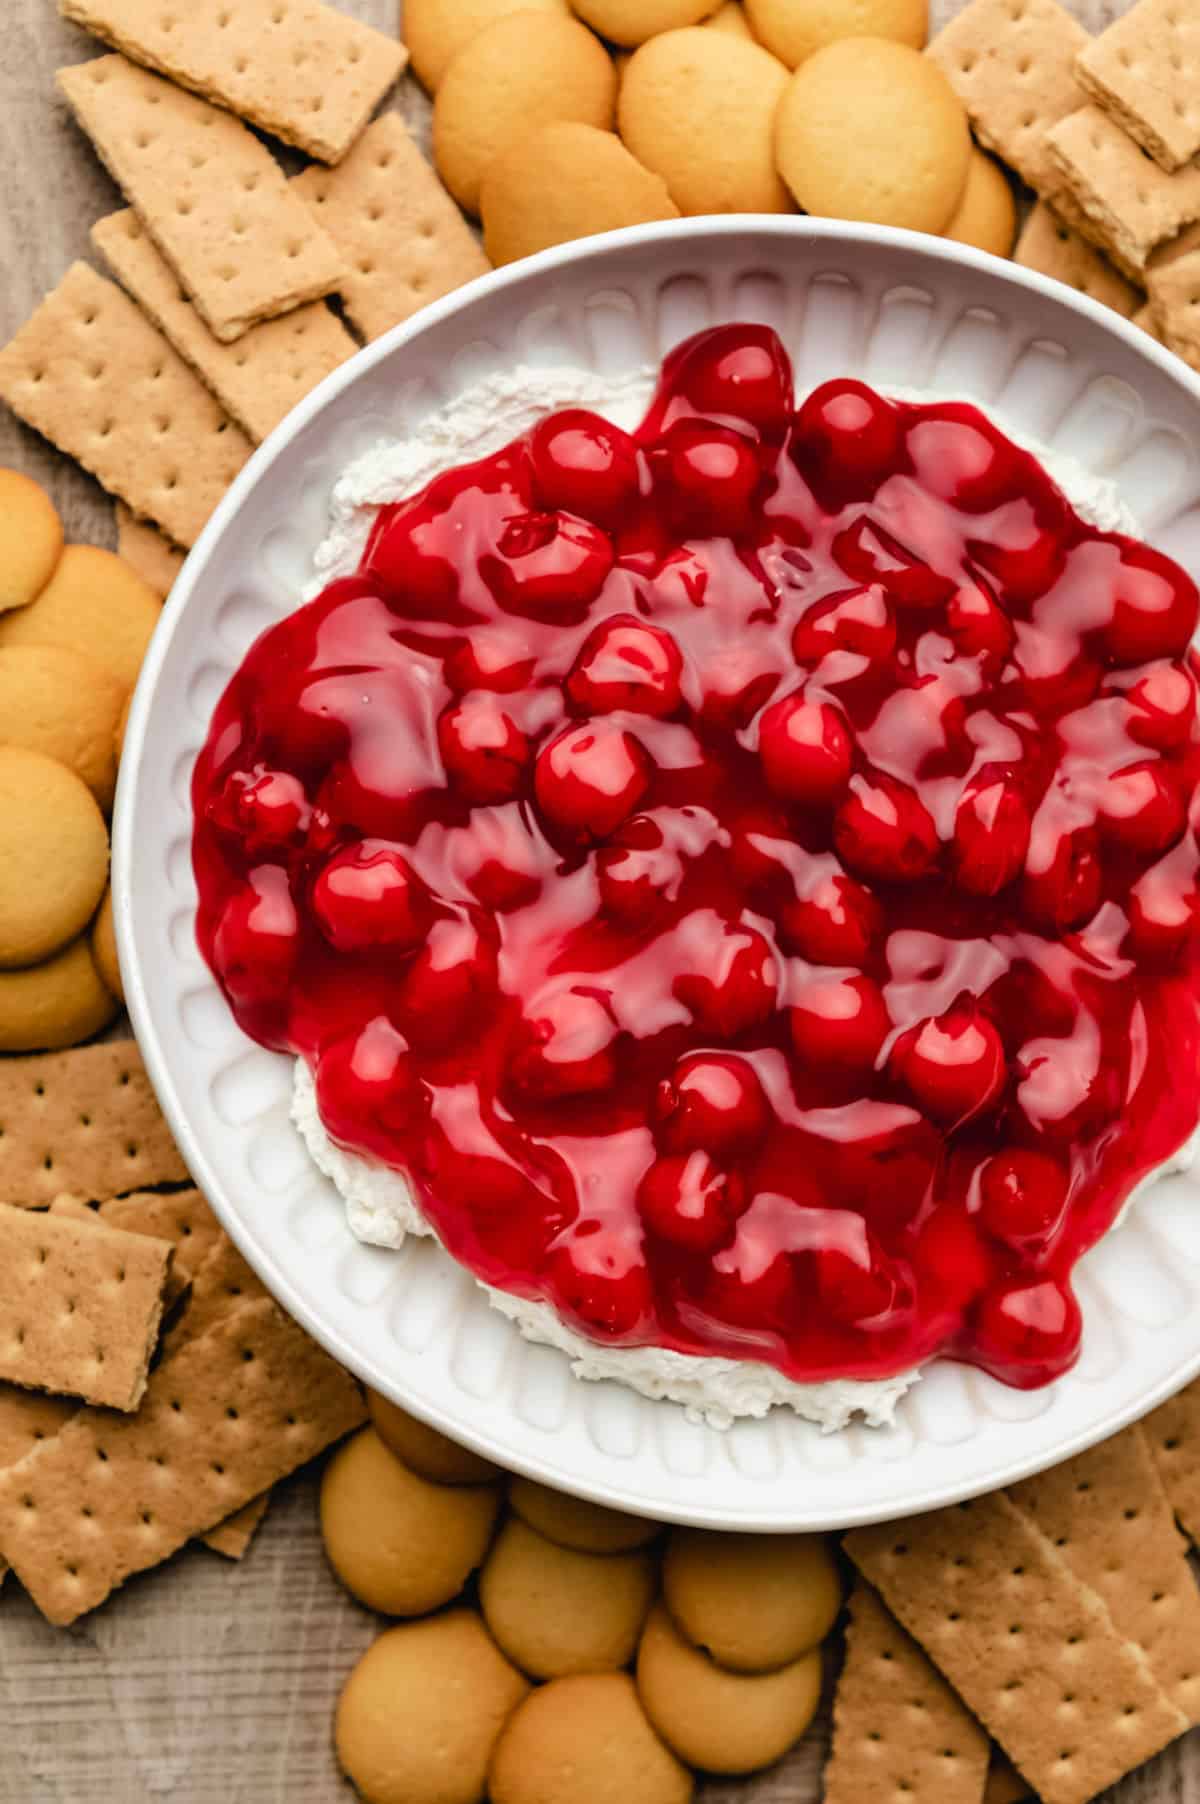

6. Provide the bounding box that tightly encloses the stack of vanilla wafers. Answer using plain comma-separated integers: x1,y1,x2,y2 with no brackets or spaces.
929,0,1200,367
0,1038,365,1623
0,0,487,588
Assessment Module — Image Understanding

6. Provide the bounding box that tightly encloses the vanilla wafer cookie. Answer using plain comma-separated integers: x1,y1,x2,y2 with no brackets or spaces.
58,56,345,342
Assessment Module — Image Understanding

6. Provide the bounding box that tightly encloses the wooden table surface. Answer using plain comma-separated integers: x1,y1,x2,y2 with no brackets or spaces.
1,0,1192,1799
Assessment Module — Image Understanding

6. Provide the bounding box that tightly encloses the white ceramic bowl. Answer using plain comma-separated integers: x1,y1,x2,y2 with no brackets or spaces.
116,218,1200,1530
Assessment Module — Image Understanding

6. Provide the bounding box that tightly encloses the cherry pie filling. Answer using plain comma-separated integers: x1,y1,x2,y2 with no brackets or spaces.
192,324,1200,1392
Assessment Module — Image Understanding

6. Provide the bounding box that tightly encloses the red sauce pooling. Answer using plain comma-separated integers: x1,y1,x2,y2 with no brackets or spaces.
192,324,1200,1391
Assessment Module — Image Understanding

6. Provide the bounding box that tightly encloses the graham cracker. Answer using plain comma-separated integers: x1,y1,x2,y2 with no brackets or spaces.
164,1230,269,1354
927,0,1089,197
1133,301,1167,343
824,1578,989,1804
1009,1426,1200,1724
57,56,345,343
99,1187,222,1284
0,1203,171,1411
0,1296,366,1624
292,114,490,344
201,1489,269,1560
0,1042,188,1208
0,1387,76,1587
845,1491,1187,1804
1014,199,1144,317
114,502,185,597
984,1754,1030,1802
1077,0,1200,174
93,208,356,442
1043,106,1200,276
1145,1376,1200,1550
57,0,406,164
0,263,251,548
1146,245,1200,370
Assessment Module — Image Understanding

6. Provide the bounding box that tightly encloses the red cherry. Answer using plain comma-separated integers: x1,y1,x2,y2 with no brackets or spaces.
638,1151,748,1253
790,974,890,1071
968,494,1068,606
483,510,614,620
434,1149,570,1274
905,407,1024,512
1099,542,1199,665
952,768,1031,896
834,773,939,883
832,516,955,610
312,840,429,953
978,1148,1069,1248
891,1005,1006,1127
509,986,619,1099
363,496,462,618
694,644,783,729
815,1225,908,1326
646,323,794,438
313,1017,421,1163
437,695,529,803
534,722,650,840
779,870,882,966
1127,851,1200,961
209,767,310,849
758,692,853,806
729,805,794,889
445,626,536,694
794,379,900,493
255,671,351,775
1023,819,1102,932
972,1275,1082,1387
792,583,895,667
1012,622,1099,715
1096,761,1185,854
529,409,640,527
946,580,1014,667
596,814,683,923
1124,661,1197,749
547,1229,653,1339
211,865,299,1039
654,1051,769,1154
400,914,496,1047
566,614,683,718
673,921,778,1036
662,419,760,536
912,1207,991,1310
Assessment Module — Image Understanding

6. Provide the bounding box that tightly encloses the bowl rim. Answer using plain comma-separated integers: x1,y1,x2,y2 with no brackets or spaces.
114,214,1200,1526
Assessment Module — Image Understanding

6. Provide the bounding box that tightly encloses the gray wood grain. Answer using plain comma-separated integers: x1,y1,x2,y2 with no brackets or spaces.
0,0,1194,1798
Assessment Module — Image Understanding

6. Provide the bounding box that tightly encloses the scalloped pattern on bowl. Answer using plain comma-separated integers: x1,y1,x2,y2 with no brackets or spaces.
116,220,1200,1530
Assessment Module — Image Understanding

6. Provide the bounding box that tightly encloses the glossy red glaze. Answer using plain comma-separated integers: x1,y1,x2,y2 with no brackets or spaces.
193,324,1200,1392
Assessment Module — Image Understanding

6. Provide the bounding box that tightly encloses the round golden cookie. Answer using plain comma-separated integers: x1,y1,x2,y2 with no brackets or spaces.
367,1389,501,1485
508,1475,660,1554
0,544,160,692
115,691,131,764
0,934,119,1052
619,29,792,216
489,1673,693,1804
433,14,617,216
0,470,63,614
320,1427,501,1616
405,0,571,91
572,0,719,48
92,886,122,1003
336,1610,529,1804
0,747,109,969
481,124,679,266
662,1528,841,1672
774,38,969,232
0,645,125,813
705,0,756,33
636,1602,821,1774
479,1516,658,1679
745,0,925,66
943,146,1017,257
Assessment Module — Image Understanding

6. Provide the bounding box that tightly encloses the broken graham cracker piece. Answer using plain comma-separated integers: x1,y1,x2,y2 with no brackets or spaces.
165,1230,268,1354
0,1203,172,1411
0,264,250,549
1146,247,1200,371
1014,199,1144,318
114,503,184,598
824,1578,989,1804
0,1295,366,1625
845,1491,1188,1804
292,114,490,345
1009,1425,1200,1724
58,0,406,164
927,0,1088,198
984,1754,1030,1802
99,1187,221,1284
1077,0,1200,175
1145,1376,1200,1549
57,56,345,343
93,209,356,443
1044,107,1200,277
0,1041,188,1208
201,1490,269,1560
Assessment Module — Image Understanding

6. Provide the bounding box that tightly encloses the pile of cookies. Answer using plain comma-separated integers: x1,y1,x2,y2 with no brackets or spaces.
323,1395,842,1803
0,468,167,1052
